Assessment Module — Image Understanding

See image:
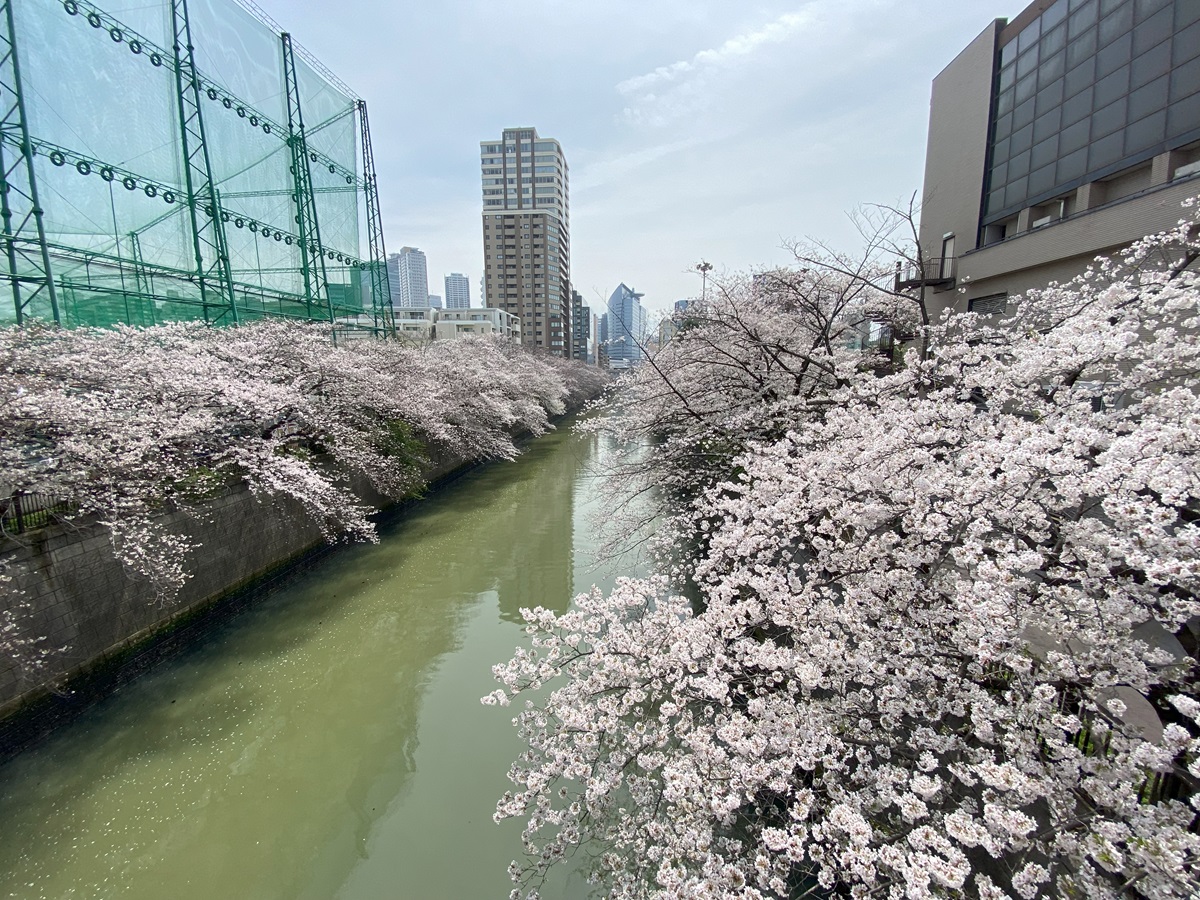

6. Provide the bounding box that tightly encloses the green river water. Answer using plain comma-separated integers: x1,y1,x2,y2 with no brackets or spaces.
0,420,646,899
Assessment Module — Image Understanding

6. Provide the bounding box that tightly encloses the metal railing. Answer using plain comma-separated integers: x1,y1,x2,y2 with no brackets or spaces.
0,492,69,535
895,257,955,289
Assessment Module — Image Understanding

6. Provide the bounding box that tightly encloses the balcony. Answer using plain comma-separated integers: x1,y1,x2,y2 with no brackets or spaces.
895,257,955,291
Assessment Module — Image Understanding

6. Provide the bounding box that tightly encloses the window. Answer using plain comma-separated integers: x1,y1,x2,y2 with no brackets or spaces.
968,294,1008,315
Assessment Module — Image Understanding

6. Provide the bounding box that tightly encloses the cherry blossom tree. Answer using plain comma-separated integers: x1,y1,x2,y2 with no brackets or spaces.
0,323,604,611
490,203,1200,898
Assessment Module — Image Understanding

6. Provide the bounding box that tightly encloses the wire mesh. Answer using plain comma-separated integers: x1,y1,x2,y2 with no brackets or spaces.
2,0,385,332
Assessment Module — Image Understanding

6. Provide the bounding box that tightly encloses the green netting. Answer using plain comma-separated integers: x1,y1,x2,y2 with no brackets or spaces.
3,0,380,330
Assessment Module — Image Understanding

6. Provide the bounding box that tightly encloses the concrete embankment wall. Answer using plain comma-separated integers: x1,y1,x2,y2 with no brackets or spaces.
0,449,476,755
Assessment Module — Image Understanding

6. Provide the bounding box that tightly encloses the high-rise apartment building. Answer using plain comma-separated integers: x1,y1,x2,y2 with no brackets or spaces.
388,246,429,308
603,283,646,368
428,294,443,309
481,127,571,355
570,289,591,362
444,273,471,309
911,0,1200,319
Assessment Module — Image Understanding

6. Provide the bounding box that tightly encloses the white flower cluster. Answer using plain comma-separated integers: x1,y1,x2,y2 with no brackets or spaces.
489,204,1200,897
0,323,605,667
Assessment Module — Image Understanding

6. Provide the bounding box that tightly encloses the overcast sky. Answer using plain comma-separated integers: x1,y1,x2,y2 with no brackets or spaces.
263,0,1009,314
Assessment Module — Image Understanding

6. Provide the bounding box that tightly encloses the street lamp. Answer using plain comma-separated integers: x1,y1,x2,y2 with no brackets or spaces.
697,260,713,304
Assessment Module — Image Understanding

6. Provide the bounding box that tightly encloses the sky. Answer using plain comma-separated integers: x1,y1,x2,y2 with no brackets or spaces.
262,0,1011,315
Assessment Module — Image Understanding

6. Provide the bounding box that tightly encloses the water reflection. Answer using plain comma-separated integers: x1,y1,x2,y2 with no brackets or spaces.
0,417,630,900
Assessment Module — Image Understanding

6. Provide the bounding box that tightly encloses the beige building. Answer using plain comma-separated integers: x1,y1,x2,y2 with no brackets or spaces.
481,127,571,355
912,0,1200,319
392,307,521,344
434,308,521,341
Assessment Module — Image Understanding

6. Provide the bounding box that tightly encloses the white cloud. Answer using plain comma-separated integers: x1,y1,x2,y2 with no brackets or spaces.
616,8,814,96
614,7,819,126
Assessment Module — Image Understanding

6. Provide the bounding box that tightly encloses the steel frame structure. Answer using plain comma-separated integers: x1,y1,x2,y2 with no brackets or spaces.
0,0,394,336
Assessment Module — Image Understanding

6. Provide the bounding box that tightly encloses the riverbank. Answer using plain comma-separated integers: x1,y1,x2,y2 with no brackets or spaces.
0,403,599,761
0,412,634,900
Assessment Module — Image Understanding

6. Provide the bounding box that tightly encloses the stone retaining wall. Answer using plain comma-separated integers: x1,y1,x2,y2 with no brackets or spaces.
0,450,473,751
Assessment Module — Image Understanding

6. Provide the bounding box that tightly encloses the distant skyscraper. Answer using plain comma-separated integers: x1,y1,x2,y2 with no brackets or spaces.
481,126,571,355
428,294,443,309
389,246,429,308
605,283,646,367
445,273,470,309
570,289,590,362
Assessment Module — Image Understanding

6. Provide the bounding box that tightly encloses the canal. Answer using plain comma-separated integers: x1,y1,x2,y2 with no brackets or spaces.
0,418,644,899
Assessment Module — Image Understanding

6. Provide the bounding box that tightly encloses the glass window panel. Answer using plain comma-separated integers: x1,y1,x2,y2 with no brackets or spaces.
1063,85,1094,123
997,87,1016,116
1012,122,1035,154
1167,91,1200,136
1169,55,1200,101
1032,135,1060,170
1173,21,1200,65
1042,22,1068,57
1067,27,1099,68
1057,146,1089,181
1016,71,1038,104
1100,0,1127,13
1128,74,1169,121
994,112,1014,141
1131,40,1171,88
1044,0,1069,28
990,160,1010,186
1096,32,1132,77
1092,96,1128,137
1065,57,1097,97
1098,4,1134,45
993,136,1012,165
1132,7,1172,54
1088,130,1125,168
1000,39,1019,68
1035,106,1064,142
1018,45,1040,80
1070,0,1099,35
1029,162,1058,196
999,63,1017,93
1018,18,1042,53
1040,50,1067,86
1179,0,1200,29
1014,97,1037,131
1037,79,1066,115
1134,0,1170,20
1005,176,1029,207
987,187,1006,217
1010,148,1032,178
1094,65,1130,107
1124,109,1167,152
1060,116,1092,153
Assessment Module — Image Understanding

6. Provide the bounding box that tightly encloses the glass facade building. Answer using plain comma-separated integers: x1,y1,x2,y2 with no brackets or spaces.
985,0,1200,226
913,0,1200,319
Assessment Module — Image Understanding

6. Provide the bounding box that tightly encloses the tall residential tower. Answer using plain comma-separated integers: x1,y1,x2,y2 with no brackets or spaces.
388,247,429,309
444,273,471,309
481,127,571,355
